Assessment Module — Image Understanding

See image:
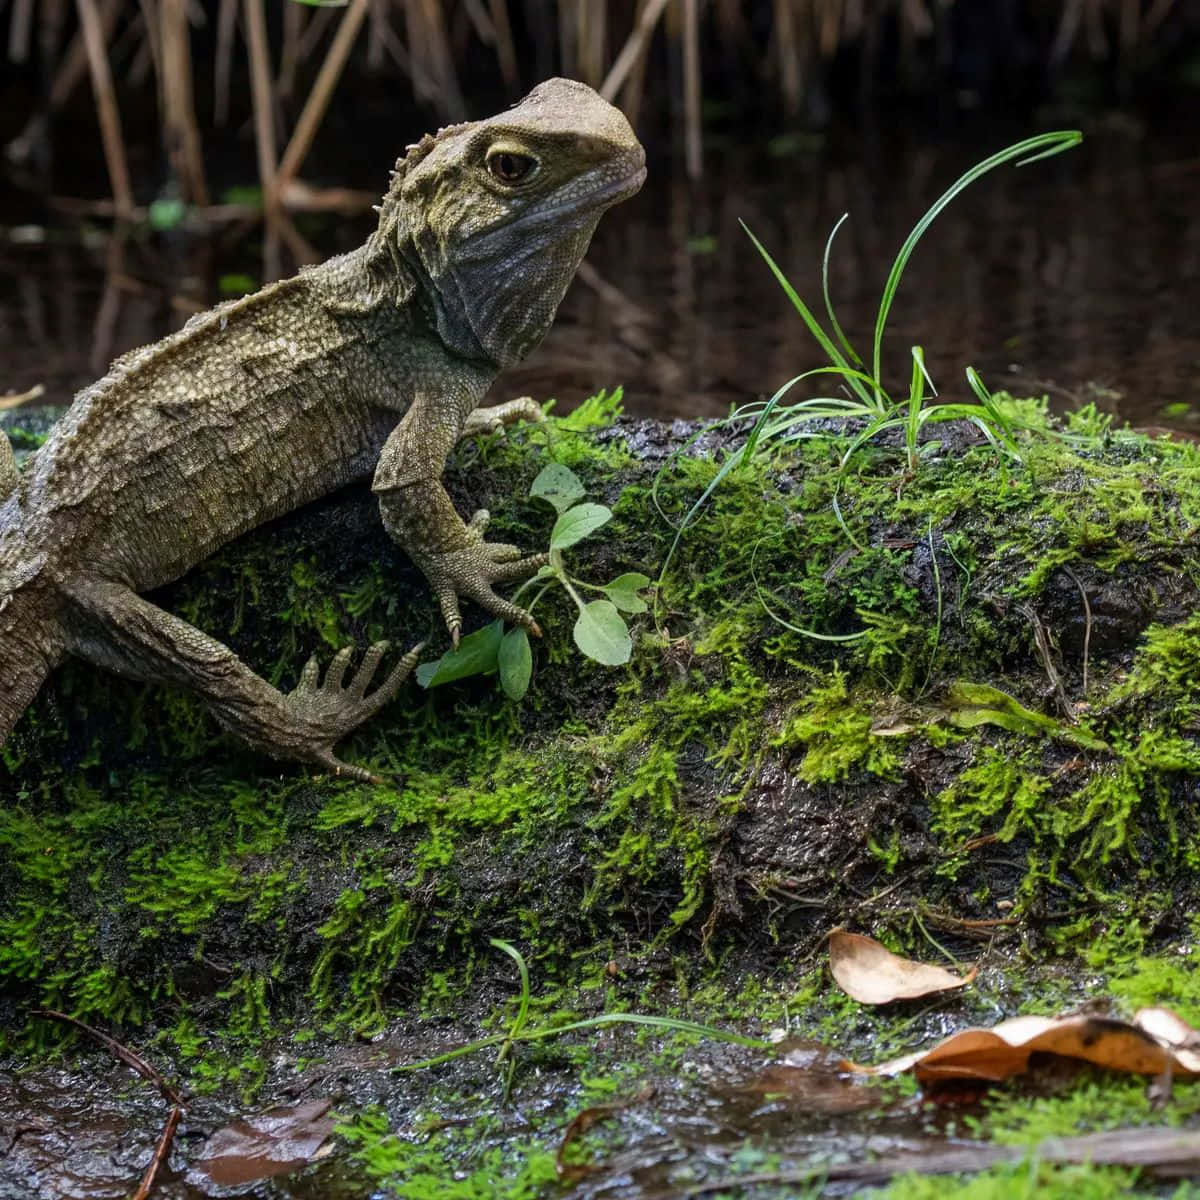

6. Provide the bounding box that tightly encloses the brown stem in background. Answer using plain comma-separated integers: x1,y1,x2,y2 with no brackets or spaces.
682,0,701,180
214,0,238,125
6,0,121,165
599,0,671,103
7,0,34,61
75,0,133,220
277,0,303,99
243,0,280,279
159,0,209,205
274,0,370,201
487,0,519,91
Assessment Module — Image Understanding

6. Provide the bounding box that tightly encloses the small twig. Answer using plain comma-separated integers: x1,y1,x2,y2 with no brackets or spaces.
131,1104,182,1200
31,1009,184,1107
1063,567,1093,696
1018,602,1072,719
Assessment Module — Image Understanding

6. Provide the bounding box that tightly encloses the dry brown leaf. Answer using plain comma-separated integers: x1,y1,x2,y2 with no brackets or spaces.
185,1099,335,1188
848,1008,1200,1084
828,930,977,1005
1134,1007,1200,1073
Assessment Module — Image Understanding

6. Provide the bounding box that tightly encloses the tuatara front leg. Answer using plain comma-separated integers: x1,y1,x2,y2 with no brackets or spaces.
374,390,546,643
62,577,421,780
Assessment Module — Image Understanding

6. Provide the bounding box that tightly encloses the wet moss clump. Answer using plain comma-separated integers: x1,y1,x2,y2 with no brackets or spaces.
3,392,1200,1106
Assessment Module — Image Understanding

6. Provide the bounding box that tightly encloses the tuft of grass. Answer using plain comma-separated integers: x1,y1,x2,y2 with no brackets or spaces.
655,130,1082,609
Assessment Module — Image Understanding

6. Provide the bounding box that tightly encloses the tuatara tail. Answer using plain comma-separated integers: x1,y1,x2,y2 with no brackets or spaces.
1,432,16,499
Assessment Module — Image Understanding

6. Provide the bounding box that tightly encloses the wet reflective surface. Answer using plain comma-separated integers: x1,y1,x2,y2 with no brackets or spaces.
2,102,1199,428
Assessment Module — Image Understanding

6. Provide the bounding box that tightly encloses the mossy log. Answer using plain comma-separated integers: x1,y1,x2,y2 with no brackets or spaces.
3,396,1200,1055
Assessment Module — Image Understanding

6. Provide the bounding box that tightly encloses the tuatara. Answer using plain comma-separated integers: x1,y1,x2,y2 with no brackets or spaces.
0,78,645,779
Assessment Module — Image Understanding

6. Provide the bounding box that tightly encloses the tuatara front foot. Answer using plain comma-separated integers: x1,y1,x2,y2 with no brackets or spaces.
285,639,426,781
423,508,547,645
458,396,544,441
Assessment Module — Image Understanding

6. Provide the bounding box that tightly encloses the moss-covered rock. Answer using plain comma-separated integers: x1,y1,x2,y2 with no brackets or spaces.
3,395,1200,1119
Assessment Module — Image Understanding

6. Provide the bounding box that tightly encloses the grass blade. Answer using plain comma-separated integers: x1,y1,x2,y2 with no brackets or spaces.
822,212,862,367
871,131,1082,402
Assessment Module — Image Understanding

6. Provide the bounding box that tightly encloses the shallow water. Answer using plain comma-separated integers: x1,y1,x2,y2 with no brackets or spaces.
2,102,1198,429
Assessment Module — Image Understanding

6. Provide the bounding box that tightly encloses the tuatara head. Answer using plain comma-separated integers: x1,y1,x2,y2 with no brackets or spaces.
380,78,646,368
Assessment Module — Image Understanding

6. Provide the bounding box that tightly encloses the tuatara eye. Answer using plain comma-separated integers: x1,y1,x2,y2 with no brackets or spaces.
487,151,537,184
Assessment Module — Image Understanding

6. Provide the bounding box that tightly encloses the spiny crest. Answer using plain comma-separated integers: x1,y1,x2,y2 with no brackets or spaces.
374,120,473,221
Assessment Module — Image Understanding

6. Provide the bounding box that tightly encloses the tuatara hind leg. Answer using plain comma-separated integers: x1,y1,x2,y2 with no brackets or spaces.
62,577,420,780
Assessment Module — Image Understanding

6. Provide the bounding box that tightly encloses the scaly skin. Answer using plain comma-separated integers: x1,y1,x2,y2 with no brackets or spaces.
0,79,646,779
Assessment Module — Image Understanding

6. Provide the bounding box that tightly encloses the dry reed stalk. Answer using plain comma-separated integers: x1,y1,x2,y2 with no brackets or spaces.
243,0,280,279
413,0,466,120
488,0,519,90
683,0,701,180
1086,0,1109,57
160,0,210,205
1119,0,1138,55
1144,0,1178,36
599,0,671,103
367,0,386,71
557,0,576,80
6,0,119,164
296,4,337,65
75,0,134,220
773,0,802,115
214,0,237,124
818,0,842,57
902,0,933,37
275,0,370,199
277,0,303,98
577,0,605,89
617,0,654,130
7,0,34,61
137,0,162,83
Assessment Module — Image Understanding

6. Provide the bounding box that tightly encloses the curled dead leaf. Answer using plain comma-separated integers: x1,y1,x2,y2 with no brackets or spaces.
847,1008,1200,1085
828,930,977,1005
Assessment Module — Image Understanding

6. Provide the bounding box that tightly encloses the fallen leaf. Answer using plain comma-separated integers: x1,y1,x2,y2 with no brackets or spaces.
186,1099,335,1188
829,931,977,1005
849,1009,1200,1084
1134,1007,1200,1073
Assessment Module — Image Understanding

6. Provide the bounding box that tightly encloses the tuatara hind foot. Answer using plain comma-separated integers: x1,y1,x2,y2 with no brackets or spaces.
285,639,425,781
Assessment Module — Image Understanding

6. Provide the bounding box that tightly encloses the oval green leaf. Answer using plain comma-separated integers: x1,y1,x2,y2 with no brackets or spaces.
415,620,503,688
573,600,632,665
530,463,586,513
550,503,612,550
498,627,533,701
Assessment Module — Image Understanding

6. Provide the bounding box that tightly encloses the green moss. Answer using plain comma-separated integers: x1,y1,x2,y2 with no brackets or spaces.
772,668,902,782
884,1163,1146,1200
338,1106,559,1199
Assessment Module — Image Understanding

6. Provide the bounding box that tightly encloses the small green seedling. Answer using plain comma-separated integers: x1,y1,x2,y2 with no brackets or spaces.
416,463,651,700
